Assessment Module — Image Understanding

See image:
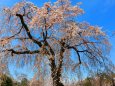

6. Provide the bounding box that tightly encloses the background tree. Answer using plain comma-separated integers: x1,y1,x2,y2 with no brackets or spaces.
83,77,92,86
0,74,13,86
0,0,111,86
98,72,115,86
20,78,28,86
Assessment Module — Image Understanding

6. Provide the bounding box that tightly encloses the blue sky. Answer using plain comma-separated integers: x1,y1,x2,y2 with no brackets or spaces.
0,0,115,79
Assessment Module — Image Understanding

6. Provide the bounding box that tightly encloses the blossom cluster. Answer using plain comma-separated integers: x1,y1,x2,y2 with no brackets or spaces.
29,0,83,29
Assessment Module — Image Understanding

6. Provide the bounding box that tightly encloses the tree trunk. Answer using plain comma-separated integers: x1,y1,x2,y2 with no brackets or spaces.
51,68,64,86
111,78,115,86
50,58,64,86
49,46,64,86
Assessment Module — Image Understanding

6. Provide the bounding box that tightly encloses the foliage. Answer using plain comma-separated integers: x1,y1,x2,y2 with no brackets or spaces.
20,78,28,86
80,72,115,86
0,74,13,86
83,77,92,86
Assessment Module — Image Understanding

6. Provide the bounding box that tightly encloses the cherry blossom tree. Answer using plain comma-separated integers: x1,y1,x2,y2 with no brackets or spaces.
0,0,111,86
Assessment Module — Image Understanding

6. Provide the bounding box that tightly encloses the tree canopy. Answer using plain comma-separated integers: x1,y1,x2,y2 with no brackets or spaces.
0,0,112,86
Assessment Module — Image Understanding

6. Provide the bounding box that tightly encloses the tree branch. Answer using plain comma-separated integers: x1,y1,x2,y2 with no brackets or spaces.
67,46,82,65
3,49,40,55
16,14,42,47
57,47,65,78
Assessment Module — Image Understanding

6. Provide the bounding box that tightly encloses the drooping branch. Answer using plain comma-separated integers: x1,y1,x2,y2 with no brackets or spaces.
0,26,23,43
7,26,23,39
67,46,82,64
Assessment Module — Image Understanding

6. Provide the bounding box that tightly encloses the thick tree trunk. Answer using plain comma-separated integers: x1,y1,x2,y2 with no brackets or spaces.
50,58,64,86
51,68,64,86
49,46,65,86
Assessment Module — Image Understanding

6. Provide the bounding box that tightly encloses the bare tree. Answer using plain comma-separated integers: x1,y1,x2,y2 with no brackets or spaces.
0,0,111,86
